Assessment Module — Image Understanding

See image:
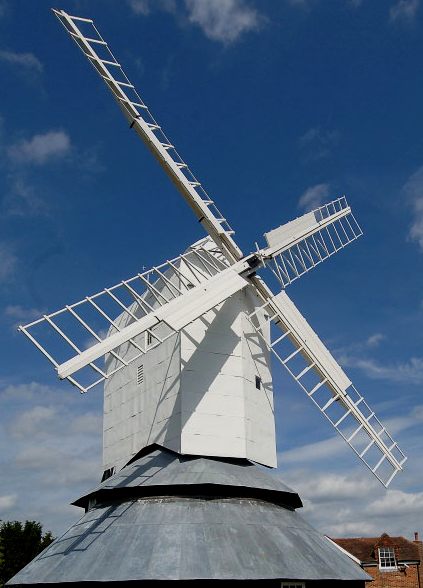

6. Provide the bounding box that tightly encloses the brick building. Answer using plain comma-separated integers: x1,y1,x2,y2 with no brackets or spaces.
333,533,422,588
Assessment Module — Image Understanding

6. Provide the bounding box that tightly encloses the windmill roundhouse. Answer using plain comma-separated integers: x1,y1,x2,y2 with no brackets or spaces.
8,8,406,587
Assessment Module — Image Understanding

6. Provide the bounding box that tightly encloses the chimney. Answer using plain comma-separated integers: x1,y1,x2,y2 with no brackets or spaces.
415,532,419,542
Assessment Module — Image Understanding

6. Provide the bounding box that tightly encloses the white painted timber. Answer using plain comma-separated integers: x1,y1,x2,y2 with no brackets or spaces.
246,289,406,486
103,244,276,472
53,9,242,264
103,333,182,471
180,287,275,467
263,200,351,258
58,263,249,379
242,287,275,466
272,290,351,392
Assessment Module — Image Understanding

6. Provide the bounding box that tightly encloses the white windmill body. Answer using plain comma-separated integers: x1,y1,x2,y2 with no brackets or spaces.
103,237,276,474
8,8,410,586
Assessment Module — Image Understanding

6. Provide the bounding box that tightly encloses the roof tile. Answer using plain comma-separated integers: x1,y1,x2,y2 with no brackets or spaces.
332,534,420,563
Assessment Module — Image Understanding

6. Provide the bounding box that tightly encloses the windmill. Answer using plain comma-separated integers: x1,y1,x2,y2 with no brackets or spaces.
19,9,406,490
8,9,408,586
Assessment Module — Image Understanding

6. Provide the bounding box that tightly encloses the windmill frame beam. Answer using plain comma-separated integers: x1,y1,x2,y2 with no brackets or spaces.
52,8,243,265
20,199,360,389
56,258,252,379
261,200,354,259
246,292,407,486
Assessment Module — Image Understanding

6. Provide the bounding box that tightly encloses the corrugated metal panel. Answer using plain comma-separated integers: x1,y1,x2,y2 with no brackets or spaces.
8,496,369,584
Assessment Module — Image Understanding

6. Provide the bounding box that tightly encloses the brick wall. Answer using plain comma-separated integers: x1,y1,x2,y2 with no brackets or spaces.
413,535,423,582
364,564,420,588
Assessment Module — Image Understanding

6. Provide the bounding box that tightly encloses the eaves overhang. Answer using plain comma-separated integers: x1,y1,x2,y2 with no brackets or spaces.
73,444,303,510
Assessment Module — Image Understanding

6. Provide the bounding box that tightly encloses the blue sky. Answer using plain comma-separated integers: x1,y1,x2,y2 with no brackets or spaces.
0,0,422,539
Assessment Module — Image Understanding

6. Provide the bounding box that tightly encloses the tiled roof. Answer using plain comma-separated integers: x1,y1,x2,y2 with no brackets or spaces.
333,534,420,563
414,539,423,563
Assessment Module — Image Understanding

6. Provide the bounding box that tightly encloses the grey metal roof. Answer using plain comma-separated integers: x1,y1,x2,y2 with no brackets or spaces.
8,495,370,584
7,447,370,584
72,444,302,509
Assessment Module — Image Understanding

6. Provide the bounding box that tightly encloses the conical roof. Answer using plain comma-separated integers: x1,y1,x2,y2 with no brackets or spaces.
8,446,370,584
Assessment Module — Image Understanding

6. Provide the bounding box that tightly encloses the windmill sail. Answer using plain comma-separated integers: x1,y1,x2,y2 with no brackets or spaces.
247,291,407,487
52,9,242,265
262,197,363,287
20,244,252,393
20,197,362,394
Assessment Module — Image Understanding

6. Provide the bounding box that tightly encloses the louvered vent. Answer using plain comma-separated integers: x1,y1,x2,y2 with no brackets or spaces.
137,364,144,386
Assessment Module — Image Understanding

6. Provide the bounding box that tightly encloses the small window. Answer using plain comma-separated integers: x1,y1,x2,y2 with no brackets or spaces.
281,583,305,588
378,547,397,570
255,375,261,390
101,467,115,482
137,364,144,386
146,330,153,347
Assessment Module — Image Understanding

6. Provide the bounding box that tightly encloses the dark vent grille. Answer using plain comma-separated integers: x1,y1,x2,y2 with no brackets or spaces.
137,364,144,386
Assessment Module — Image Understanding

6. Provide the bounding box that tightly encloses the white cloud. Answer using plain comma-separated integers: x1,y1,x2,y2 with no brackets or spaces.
379,404,423,435
298,183,330,211
339,354,423,385
4,304,43,327
296,472,377,502
185,0,262,44
390,0,419,21
366,488,423,515
366,333,385,348
0,50,43,72
276,467,423,537
298,127,339,160
3,176,48,217
287,0,310,7
279,403,421,478
0,381,57,402
128,0,262,44
128,0,151,14
335,334,423,387
328,520,380,536
279,435,345,464
0,380,102,533
8,130,71,165
127,0,176,16
402,165,423,251
409,196,423,250
0,243,17,282
12,406,57,439
70,413,102,434
15,443,100,487
0,494,17,511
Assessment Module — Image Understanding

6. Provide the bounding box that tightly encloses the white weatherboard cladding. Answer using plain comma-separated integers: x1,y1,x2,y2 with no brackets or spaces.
180,287,275,467
103,333,182,472
103,281,276,471
242,289,275,465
